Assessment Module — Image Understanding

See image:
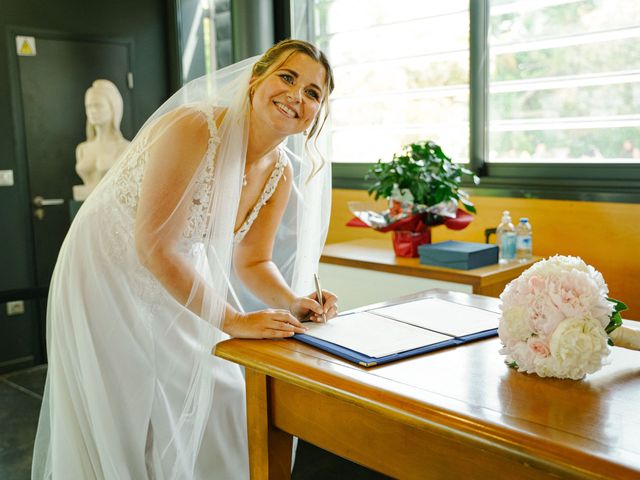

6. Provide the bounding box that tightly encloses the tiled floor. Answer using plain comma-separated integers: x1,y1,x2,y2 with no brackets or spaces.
0,365,46,480
0,365,388,479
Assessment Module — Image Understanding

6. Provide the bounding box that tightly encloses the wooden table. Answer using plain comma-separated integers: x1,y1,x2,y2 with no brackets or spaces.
216,289,640,480
321,238,539,297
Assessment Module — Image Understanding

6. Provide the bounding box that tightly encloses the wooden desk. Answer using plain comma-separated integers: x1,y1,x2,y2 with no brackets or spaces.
321,238,539,297
216,289,640,480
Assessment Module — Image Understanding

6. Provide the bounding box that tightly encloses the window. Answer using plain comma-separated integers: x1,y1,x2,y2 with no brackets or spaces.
300,0,640,200
313,0,470,164
175,0,232,85
489,0,640,164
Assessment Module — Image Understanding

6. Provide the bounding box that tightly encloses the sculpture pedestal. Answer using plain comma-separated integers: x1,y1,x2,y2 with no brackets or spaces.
72,184,92,201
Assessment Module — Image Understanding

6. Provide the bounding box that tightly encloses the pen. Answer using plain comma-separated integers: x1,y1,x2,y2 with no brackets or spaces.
313,273,327,323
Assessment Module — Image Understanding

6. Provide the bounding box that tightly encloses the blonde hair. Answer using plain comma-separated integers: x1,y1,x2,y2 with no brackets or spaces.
249,40,334,179
85,79,124,141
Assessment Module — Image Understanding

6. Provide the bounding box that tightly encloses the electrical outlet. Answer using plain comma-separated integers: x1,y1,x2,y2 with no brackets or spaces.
0,170,14,187
6,301,25,316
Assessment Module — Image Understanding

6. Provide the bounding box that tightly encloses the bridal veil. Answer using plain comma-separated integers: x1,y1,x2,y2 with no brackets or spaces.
32,47,332,479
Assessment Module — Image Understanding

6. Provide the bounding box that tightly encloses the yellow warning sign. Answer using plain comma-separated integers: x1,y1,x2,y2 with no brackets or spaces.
16,36,36,57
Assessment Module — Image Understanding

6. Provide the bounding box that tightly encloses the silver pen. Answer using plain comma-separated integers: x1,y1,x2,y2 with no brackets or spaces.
313,273,327,322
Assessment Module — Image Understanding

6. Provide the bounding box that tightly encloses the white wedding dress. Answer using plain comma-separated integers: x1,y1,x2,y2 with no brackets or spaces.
32,106,291,479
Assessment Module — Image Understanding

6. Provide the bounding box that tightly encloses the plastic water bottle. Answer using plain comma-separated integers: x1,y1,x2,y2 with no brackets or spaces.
496,211,516,264
516,218,533,262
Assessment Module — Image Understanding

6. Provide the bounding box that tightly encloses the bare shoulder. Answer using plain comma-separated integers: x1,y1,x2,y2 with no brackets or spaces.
281,158,294,186
149,106,211,147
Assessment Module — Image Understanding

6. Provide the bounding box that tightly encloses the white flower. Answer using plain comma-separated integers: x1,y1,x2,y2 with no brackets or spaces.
536,317,609,380
497,306,530,347
505,341,537,374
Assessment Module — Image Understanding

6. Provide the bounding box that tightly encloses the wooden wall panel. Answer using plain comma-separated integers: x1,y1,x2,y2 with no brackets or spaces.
328,189,640,320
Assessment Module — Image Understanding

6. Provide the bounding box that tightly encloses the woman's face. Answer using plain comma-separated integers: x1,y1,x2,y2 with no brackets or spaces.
251,52,327,137
85,90,112,126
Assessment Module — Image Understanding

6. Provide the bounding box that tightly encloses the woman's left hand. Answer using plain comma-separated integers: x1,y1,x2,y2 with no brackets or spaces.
289,290,338,323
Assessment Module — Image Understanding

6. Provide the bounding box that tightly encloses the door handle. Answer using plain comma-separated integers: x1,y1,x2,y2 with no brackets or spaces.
32,196,65,207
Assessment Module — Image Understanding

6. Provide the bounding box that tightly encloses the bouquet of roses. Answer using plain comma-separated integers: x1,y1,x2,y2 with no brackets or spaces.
498,255,639,380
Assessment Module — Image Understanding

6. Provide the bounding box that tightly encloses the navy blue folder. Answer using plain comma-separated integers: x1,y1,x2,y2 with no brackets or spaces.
294,320,498,367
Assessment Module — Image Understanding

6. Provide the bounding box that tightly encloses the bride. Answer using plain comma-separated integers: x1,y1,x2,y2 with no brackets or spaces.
32,39,337,479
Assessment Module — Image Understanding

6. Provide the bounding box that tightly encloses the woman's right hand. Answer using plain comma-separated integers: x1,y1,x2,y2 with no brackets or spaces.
223,309,308,339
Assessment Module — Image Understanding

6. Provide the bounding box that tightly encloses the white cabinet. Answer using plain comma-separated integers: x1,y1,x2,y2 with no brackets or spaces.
319,263,472,312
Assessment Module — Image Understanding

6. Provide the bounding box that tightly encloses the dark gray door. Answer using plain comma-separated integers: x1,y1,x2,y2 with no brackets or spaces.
6,33,133,368
16,34,133,286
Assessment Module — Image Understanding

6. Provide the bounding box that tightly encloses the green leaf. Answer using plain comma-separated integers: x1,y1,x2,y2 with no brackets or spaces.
459,196,477,213
605,311,623,334
604,297,627,334
608,297,628,314
363,139,479,214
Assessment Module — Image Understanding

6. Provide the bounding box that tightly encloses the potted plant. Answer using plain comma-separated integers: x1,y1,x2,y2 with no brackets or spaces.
353,140,479,257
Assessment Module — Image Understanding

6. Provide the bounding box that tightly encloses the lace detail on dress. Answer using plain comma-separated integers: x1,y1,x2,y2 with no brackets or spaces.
82,197,162,321
112,137,149,216
111,106,220,229
95,105,221,312
182,107,221,241
233,149,287,244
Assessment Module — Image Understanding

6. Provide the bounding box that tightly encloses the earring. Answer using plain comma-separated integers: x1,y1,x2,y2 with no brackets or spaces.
303,129,308,136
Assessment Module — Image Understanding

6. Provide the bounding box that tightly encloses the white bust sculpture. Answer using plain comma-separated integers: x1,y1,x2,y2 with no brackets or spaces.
73,79,130,201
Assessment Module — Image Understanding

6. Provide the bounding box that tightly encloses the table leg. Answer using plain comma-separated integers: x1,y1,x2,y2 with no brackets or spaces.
245,369,292,480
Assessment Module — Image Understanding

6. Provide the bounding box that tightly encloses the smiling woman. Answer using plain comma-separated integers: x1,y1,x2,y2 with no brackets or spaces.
32,40,337,480
250,41,334,170
251,54,326,134
243,52,329,192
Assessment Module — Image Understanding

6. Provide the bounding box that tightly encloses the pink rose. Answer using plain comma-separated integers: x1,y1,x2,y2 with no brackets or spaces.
528,338,550,357
527,275,546,294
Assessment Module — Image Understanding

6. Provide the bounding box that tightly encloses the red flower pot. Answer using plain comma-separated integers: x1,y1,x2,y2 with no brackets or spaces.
392,229,431,257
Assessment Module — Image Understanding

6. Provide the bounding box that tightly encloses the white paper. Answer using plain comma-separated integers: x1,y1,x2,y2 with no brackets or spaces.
372,297,499,338
302,311,451,358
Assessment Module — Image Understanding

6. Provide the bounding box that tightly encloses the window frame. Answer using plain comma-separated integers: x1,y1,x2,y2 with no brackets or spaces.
314,0,640,203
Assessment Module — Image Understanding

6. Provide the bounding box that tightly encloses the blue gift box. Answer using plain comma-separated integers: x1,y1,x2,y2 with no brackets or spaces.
418,241,499,270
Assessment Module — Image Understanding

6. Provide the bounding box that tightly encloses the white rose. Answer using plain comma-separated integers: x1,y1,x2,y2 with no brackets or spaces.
535,317,609,380
513,342,537,373
498,306,531,346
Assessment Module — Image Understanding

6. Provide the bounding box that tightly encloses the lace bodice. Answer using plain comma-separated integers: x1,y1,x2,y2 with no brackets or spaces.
111,106,221,239
233,149,287,244
107,105,286,248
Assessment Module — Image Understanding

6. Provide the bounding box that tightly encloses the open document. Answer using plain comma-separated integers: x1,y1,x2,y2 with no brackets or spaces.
296,297,500,366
